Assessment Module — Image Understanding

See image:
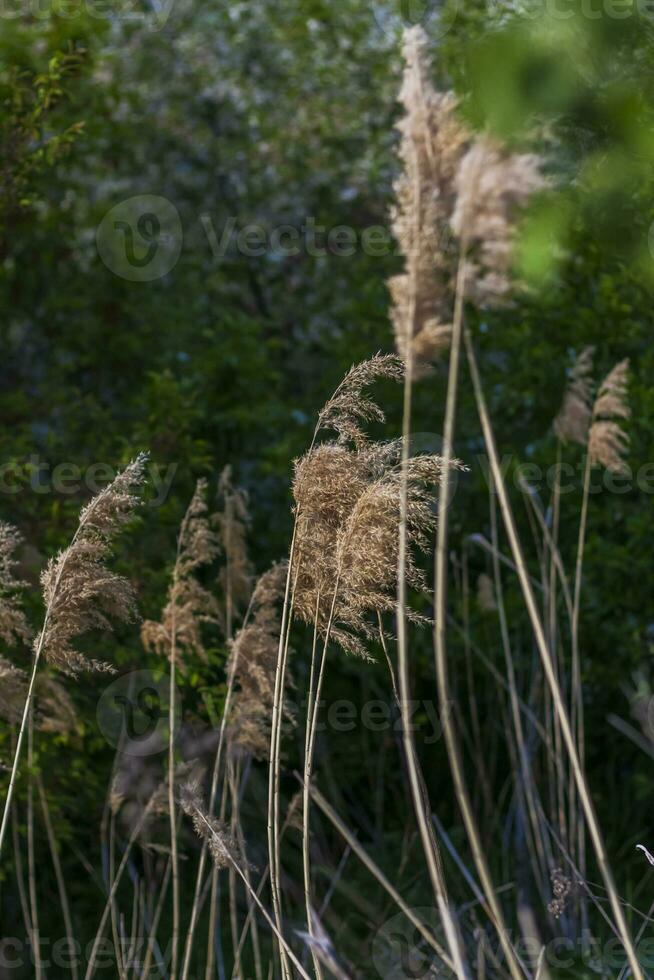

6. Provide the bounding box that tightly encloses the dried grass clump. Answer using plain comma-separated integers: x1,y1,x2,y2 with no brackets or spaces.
389,27,466,377
37,454,147,674
0,523,30,648
451,135,545,306
142,478,221,667
228,561,289,759
588,358,631,474
554,346,595,445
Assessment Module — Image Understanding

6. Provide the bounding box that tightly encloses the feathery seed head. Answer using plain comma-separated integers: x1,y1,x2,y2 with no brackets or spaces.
142,479,221,668
451,136,545,307
588,359,631,474
37,453,147,674
0,657,27,725
180,782,243,871
554,346,595,446
228,561,290,759
317,354,403,446
0,523,30,648
391,28,467,376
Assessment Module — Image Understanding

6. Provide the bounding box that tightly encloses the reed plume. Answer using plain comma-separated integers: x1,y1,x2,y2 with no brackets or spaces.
389,26,465,377
0,657,27,727
292,439,449,658
451,135,544,305
554,346,595,446
38,453,147,674
179,781,242,870
0,454,147,859
317,353,404,445
0,522,30,648
588,358,630,474
142,478,221,667
228,561,289,760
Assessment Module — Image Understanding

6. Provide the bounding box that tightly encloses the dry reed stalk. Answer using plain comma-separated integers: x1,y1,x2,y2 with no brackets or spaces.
230,762,263,980
553,348,595,879
84,784,167,980
390,24,545,975
266,355,402,979
36,775,79,980
294,438,452,972
26,715,42,980
180,478,256,980
11,799,34,953
139,857,172,980
205,467,253,980
109,806,127,980
0,455,147,860
390,33,469,965
299,774,456,974
142,478,220,980
464,331,644,979
570,357,630,928
180,783,313,980
205,567,284,980
231,793,301,977
433,249,524,979
489,484,549,892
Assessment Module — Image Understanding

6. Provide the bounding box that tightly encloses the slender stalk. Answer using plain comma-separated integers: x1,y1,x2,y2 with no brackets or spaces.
433,255,524,980
140,859,172,980
37,776,79,980
300,776,455,974
181,611,245,980
302,592,325,980
464,328,644,980
168,584,180,980
0,515,86,858
26,715,43,980
266,526,299,980
205,767,229,979
489,484,547,889
12,802,34,956
227,759,241,977
395,320,469,977
84,796,156,980
571,450,591,918
193,808,312,980
109,810,127,979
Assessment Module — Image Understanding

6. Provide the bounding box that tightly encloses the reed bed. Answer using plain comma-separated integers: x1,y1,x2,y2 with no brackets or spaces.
0,24,648,980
